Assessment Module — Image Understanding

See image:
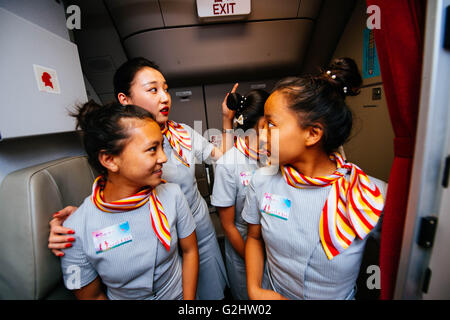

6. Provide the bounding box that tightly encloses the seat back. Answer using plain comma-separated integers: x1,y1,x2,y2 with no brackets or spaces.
0,156,95,299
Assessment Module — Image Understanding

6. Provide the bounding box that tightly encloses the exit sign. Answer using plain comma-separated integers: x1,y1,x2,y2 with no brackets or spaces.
196,0,251,18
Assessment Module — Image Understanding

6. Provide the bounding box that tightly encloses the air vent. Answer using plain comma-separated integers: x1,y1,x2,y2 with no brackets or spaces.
86,56,115,74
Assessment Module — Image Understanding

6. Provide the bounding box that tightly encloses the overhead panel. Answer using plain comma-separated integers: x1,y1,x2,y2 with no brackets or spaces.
248,0,300,20
124,19,314,86
104,0,164,39
159,0,199,27
298,0,323,19
0,8,86,139
72,0,128,96
160,0,308,27
168,86,208,130
110,0,317,30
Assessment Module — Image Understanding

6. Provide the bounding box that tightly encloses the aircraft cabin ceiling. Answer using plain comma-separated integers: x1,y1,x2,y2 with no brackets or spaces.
69,0,357,95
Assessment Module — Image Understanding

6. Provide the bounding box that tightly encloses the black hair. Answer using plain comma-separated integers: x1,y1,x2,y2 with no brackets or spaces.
319,57,363,97
113,57,161,100
227,89,269,131
71,100,157,176
272,57,362,154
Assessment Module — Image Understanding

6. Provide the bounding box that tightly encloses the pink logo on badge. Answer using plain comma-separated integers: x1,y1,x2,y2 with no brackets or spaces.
92,221,132,254
240,171,253,186
261,193,291,221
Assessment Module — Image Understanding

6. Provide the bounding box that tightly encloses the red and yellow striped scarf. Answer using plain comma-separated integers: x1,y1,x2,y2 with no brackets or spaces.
280,153,384,260
91,176,171,251
235,135,262,161
161,120,192,167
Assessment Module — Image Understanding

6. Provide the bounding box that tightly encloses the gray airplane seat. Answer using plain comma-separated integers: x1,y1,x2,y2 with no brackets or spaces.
0,156,95,299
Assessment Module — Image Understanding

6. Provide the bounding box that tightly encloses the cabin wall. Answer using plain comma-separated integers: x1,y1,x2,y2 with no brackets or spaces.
0,0,70,40
0,1,86,186
332,0,394,182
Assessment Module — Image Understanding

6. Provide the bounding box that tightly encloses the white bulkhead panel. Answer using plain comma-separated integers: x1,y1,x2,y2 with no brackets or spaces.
0,8,87,140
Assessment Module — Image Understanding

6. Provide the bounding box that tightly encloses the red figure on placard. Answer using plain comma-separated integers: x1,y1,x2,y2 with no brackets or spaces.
41,72,54,89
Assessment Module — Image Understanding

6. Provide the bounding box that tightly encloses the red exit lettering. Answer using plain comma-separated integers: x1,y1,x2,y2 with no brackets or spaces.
213,2,236,15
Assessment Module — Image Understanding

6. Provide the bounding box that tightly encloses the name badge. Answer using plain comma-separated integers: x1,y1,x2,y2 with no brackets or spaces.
92,221,132,254
261,193,291,221
239,171,253,186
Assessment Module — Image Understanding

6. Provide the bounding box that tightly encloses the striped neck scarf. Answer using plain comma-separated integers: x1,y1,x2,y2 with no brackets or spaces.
234,136,261,161
280,152,384,260
161,120,192,167
91,176,171,251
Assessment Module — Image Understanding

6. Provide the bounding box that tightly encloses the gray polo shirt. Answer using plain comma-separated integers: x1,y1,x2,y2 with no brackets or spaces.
162,123,214,214
242,166,387,300
61,182,196,300
211,146,260,237
161,123,229,300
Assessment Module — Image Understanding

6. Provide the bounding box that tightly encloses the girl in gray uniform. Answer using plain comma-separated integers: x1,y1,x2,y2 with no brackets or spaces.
211,89,269,300
243,58,387,300
49,58,229,300
60,101,198,299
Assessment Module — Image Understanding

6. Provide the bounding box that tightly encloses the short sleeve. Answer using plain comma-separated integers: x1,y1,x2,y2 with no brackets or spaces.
241,175,261,225
184,124,215,164
211,161,236,208
174,186,197,239
61,216,98,290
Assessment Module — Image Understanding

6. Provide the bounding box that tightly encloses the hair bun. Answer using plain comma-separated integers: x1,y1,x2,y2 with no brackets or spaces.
71,100,103,131
323,57,363,97
226,92,246,111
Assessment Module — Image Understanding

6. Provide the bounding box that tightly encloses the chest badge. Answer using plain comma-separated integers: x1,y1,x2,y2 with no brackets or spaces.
239,171,254,186
261,193,291,221
92,221,133,254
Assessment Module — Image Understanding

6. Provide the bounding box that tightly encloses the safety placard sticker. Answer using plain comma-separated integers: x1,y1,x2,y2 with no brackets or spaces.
33,64,61,94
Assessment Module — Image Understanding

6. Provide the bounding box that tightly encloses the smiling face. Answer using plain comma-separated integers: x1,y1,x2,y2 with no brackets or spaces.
119,67,171,126
112,118,168,190
262,91,319,166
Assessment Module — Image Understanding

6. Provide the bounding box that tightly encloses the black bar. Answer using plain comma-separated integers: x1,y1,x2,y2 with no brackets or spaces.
442,155,450,188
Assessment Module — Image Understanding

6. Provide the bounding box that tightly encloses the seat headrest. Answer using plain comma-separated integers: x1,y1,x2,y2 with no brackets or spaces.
0,156,95,299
